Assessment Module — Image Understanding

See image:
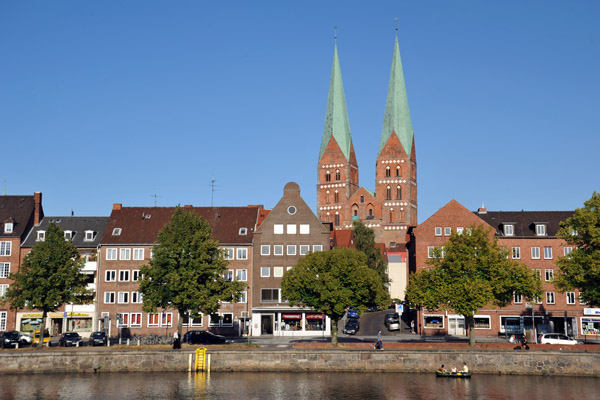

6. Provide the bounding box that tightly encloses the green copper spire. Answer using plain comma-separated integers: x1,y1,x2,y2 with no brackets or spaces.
379,37,413,157
319,44,352,162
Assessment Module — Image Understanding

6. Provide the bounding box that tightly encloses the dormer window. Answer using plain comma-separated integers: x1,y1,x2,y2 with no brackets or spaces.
535,224,547,236
37,231,46,241
503,224,514,236
84,230,95,241
239,228,247,235
64,230,73,240
112,228,122,236
4,222,13,234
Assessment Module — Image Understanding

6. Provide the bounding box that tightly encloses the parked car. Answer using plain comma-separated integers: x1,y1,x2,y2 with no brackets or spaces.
1,331,21,348
183,330,227,345
59,332,83,347
32,330,51,345
343,319,360,335
383,313,399,327
539,333,582,345
347,308,359,319
19,332,33,345
90,331,107,346
387,317,400,331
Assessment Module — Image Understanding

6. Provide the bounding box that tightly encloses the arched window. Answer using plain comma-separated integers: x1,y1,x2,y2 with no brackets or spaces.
385,186,391,200
389,211,394,223
360,195,364,203
334,190,339,203
396,185,402,200
396,165,401,177
334,213,340,226
335,169,340,180
325,190,330,204
325,171,331,182
385,166,391,177
368,208,373,217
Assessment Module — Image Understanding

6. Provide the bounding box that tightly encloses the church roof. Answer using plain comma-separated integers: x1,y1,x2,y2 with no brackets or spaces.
379,37,414,157
319,44,353,162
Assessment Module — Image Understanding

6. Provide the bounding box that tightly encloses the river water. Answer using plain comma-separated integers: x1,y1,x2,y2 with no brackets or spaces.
1,371,598,400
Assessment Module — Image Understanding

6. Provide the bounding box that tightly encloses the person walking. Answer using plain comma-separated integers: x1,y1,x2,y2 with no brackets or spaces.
375,330,383,350
173,329,180,350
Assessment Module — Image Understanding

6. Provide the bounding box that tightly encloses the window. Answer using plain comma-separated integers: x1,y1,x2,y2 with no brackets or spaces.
546,292,555,304
385,186,391,200
287,245,296,256
427,246,437,258
325,171,331,182
261,289,280,303
335,169,340,180
120,248,131,260
161,313,173,327
287,224,297,234
106,248,117,260
105,270,116,282
37,231,45,241
360,195,364,203
564,247,573,256
224,270,234,281
566,292,576,305
64,230,73,240
396,165,401,177
261,245,270,256
238,291,247,303
112,228,122,236
274,266,284,278
224,248,234,260
132,270,141,282
533,269,542,279
274,245,284,256
4,223,13,234
543,247,553,259
287,206,297,215
334,214,340,226
274,224,284,234
261,267,270,277
239,227,248,235
334,191,339,203
300,224,310,234
130,313,142,327
423,315,444,329
535,295,542,305
444,227,451,236
514,293,523,304
116,313,129,327
0,311,6,331
512,247,521,259
214,313,233,327
504,224,514,236
236,248,248,260
531,247,540,259
183,313,204,327
118,291,129,304
396,186,402,200
456,227,464,235
313,245,323,252
0,263,9,278
119,270,130,282
148,314,160,327
545,269,554,281
299,245,310,255
473,316,491,330
536,224,546,236
0,241,11,256
131,292,143,304
133,248,145,260
0,284,8,298
104,292,115,304
84,230,94,241
434,227,442,236
236,269,247,281
385,166,391,177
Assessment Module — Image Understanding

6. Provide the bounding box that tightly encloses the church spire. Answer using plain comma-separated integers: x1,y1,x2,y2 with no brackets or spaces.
379,36,414,157
319,43,352,162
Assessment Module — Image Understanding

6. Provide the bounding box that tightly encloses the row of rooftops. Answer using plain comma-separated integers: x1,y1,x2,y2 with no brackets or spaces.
476,208,573,238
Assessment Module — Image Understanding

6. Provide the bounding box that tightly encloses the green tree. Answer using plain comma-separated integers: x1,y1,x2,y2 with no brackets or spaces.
352,221,388,285
281,247,389,346
555,192,600,306
2,223,90,349
139,206,245,335
405,224,542,346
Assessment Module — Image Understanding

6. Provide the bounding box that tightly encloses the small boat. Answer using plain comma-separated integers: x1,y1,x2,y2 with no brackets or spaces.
436,370,471,378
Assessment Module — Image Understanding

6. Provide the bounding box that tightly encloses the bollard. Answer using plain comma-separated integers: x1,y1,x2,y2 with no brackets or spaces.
16,343,19,349
137,339,140,346
76,341,79,347
107,339,110,347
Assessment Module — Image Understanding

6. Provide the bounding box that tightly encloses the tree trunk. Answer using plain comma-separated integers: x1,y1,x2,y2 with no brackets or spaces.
37,311,47,350
330,317,338,347
466,315,476,347
177,309,185,336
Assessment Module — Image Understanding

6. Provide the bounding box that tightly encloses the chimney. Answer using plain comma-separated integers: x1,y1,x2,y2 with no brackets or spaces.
477,200,487,214
113,203,122,211
183,205,193,208
34,192,42,225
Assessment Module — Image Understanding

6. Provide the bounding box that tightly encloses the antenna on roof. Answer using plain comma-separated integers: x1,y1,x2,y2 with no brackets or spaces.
210,179,217,207
151,189,160,207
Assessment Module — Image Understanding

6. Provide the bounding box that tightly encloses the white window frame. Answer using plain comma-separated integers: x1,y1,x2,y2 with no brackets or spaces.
546,292,555,305
130,313,142,327
0,284,9,298
118,291,129,304
119,270,130,282
423,314,445,329
224,248,234,260
512,247,521,259
533,269,542,279
456,227,464,235
120,248,131,260
299,245,310,255
566,292,576,305
4,223,13,234
444,227,451,236
84,230,94,241
513,292,523,304
112,228,122,236
313,245,323,252
132,270,141,282
148,314,160,328
473,315,492,330
131,291,143,304
543,247,553,260
287,224,297,234
531,247,540,259
238,291,247,303
37,231,45,241
300,224,310,234
0,311,6,331
564,247,573,256
260,266,270,278
0,262,9,278
274,245,284,256
287,245,296,256
536,224,546,236
224,269,234,282
105,270,116,282
428,246,437,258
274,224,284,234
239,227,248,235
504,224,514,236
236,248,248,260
116,313,129,328
236,269,247,281
64,230,73,240
0,241,11,256
545,269,554,282
261,245,270,256
273,266,284,278
434,227,442,236
106,248,117,260
104,292,115,304
133,248,145,260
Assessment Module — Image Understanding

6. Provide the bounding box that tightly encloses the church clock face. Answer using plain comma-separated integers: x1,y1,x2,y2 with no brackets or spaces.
287,206,297,215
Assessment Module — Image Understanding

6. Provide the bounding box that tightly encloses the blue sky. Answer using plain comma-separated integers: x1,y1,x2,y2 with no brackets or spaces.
1,1,598,222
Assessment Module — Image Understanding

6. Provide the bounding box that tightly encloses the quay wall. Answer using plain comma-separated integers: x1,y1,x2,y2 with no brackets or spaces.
1,349,599,377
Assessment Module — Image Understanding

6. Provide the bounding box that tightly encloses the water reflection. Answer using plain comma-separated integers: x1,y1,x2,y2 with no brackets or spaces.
0,372,598,400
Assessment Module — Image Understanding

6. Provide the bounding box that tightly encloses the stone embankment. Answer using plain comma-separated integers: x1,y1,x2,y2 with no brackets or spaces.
1,348,599,376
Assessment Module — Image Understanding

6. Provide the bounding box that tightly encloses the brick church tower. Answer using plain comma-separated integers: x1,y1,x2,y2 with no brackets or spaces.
317,37,417,247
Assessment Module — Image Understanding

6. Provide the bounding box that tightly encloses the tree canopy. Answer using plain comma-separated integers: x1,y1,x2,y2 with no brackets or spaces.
405,224,542,346
352,221,388,284
555,192,600,306
2,223,90,348
281,247,389,345
139,206,246,333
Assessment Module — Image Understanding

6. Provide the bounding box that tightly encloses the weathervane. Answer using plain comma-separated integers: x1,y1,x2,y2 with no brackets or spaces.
334,26,337,42
395,17,398,35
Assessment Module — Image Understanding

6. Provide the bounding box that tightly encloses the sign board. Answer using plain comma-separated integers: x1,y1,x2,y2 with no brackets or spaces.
396,304,404,314
584,308,600,316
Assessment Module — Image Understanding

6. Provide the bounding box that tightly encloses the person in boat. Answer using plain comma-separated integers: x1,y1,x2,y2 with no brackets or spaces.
451,366,458,373
462,362,469,373
437,364,447,373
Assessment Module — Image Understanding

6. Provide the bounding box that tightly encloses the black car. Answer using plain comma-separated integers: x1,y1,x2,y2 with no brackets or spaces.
90,331,107,346
343,319,360,335
1,331,20,348
183,330,227,345
59,332,83,347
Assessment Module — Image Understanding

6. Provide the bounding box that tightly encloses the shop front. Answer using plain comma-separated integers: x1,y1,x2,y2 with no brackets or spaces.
582,308,600,336
17,311,94,337
251,308,331,337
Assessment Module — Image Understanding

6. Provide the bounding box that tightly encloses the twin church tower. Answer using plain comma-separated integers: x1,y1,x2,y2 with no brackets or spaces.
317,37,417,248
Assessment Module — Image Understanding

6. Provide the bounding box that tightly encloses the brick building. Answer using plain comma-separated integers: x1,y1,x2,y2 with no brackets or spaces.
317,37,417,249
0,192,43,332
97,204,260,338
251,182,331,337
409,199,588,339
